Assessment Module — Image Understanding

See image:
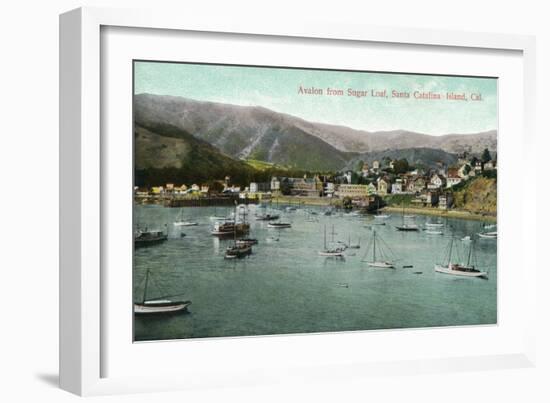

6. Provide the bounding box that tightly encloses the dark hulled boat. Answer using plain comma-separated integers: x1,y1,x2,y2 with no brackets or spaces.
134,227,168,248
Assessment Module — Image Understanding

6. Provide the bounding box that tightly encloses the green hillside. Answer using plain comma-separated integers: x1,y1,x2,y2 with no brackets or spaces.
134,122,317,187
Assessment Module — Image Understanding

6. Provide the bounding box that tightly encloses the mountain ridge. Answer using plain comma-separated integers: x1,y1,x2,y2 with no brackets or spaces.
134,93,496,172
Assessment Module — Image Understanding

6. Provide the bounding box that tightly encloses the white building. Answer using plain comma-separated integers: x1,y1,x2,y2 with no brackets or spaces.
391,179,403,194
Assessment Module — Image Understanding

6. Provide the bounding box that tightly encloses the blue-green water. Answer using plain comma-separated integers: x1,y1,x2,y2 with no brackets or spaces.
134,204,497,341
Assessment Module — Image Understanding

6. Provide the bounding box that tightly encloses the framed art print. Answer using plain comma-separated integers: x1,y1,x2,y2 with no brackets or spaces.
60,7,537,396
132,61,498,342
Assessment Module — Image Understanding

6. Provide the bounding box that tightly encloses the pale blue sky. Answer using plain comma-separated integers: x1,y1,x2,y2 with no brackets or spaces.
134,61,497,135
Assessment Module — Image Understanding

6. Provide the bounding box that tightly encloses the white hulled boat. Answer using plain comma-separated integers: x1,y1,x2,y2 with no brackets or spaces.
362,229,396,268
318,224,345,257
134,269,191,314
434,237,488,278
173,208,198,227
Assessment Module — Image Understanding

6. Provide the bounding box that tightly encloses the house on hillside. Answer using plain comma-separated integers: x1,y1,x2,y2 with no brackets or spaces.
428,173,446,190
377,177,389,195
484,160,496,171
361,162,369,177
446,168,462,188
407,176,426,193
391,178,403,194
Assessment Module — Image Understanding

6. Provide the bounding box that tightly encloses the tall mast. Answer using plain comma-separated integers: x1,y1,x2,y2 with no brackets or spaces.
233,202,237,245
467,239,475,266
324,224,327,249
447,237,454,265
142,269,150,304
373,230,377,262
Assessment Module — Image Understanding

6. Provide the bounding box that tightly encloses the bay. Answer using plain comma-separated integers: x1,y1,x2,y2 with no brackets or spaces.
133,204,497,341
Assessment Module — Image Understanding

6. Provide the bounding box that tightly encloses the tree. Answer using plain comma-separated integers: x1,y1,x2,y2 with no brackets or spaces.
355,160,365,172
481,148,492,163
392,158,410,174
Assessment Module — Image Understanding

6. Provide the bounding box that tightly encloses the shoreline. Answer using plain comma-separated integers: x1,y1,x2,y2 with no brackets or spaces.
384,206,496,223
135,196,496,222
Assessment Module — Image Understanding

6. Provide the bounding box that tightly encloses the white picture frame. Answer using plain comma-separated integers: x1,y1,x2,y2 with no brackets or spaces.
59,6,537,396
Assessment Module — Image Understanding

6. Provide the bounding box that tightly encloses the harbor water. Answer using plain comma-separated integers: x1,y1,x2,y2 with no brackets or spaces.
134,204,497,341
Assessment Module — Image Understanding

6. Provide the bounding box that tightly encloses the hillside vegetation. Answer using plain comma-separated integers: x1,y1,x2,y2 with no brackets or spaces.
452,176,497,215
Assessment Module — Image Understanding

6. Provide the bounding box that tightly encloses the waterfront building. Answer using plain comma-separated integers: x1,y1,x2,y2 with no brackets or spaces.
223,185,241,194
324,182,335,197
288,176,323,197
377,177,389,195
270,177,280,191
250,182,271,193
439,192,453,209
484,160,495,171
336,184,370,198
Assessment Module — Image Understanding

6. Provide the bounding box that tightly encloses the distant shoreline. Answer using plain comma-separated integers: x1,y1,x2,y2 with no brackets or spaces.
384,206,496,223
135,195,496,223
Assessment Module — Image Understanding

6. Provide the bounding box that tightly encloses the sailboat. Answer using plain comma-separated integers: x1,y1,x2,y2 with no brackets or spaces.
434,237,488,278
362,229,396,268
225,202,254,259
395,201,419,231
374,198,390,219
173,208,198,227
318,224,345,257
134,269,191,314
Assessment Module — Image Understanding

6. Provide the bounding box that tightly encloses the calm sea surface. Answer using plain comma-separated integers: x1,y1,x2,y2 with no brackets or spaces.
134,204,497,341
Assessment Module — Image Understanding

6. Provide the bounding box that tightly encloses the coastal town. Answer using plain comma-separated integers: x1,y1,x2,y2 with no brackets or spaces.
134,150,497,218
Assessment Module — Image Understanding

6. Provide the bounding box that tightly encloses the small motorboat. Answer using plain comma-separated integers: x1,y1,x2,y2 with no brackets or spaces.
425,229,443,235
235,238,258,247
267,222,292,229
461,236,471,242
478,231,497,239
396,224,419,231
134,227,168,248
224,243,252,259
